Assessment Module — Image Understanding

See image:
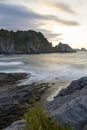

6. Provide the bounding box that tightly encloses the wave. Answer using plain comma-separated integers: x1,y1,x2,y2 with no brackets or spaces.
18,64,87,86
0,61,24,66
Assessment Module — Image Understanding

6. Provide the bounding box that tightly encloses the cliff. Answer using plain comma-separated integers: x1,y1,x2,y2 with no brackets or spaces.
0,29,76,54
55,42,76,53
0,29,53,54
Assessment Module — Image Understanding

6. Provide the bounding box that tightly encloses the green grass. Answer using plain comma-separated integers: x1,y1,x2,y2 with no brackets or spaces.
24,104,71,130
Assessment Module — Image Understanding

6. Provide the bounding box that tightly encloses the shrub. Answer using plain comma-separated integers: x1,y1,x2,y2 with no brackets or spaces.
24,104,71,130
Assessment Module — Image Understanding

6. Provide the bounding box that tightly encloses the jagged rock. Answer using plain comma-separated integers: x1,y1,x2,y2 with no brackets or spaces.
0,73,50,129
0,73,28,84
3,120,27,130
55,42,76,53
46,77,87,130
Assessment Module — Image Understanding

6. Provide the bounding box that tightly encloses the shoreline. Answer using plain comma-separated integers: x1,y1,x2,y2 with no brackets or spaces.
41,80,70,104
1,73,87,130
0,72,52,129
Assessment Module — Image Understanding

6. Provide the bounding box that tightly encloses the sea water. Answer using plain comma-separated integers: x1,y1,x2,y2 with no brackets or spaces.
0,51,87,101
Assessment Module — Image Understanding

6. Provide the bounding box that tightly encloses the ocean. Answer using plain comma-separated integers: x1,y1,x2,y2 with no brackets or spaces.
0,51,87,101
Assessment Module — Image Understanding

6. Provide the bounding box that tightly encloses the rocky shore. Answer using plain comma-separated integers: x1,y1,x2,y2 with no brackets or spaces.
2,76,87,130
0,73,50,129
46,77,87,130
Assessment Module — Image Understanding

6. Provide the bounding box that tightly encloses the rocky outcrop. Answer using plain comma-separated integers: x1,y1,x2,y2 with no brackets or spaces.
0,29,76,54
3,120,27,130
55,42,76,53
0,73,27,84
46,77,87,130
0,29,53,54
0,73,50,129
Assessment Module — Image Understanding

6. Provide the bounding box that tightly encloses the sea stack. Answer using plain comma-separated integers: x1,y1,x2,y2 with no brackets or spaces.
55,42,76,53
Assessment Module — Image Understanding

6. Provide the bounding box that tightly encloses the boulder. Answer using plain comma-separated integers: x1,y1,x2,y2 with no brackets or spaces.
46,77,87,130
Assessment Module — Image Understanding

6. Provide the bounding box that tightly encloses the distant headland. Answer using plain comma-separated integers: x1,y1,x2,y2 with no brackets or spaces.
0,29,76,54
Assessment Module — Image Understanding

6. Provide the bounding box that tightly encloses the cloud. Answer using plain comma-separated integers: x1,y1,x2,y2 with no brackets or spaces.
37,29,62,40
44,15,79,26
0,3,42,19
39,0,76,15
0,3,79,31
37,29,64,43
0,3,44,30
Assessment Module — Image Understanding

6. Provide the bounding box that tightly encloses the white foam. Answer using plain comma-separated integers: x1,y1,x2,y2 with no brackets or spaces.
0,53,87,87
0,69,28,73
17,63,87,86
0,52,87,101
0,61,24,66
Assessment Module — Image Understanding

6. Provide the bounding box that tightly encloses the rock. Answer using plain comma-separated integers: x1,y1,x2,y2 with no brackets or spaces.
57,77,87,97
0,73,50,129
3,120,27,130
0,73,28,84
54,42,76,53
83,123,87,130
46,77,87,130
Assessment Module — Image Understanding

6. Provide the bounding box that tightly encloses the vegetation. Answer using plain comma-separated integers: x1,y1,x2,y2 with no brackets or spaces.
0,29,13,38
24,104,71,130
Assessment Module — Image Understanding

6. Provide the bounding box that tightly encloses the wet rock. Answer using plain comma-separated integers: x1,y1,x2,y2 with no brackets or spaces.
0,72,28,86
0,73,50,129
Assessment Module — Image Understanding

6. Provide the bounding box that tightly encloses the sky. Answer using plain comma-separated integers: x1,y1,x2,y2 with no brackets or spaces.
0,0,87,48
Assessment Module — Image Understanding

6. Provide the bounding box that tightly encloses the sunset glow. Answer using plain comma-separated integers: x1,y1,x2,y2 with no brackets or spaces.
0,0,87,48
